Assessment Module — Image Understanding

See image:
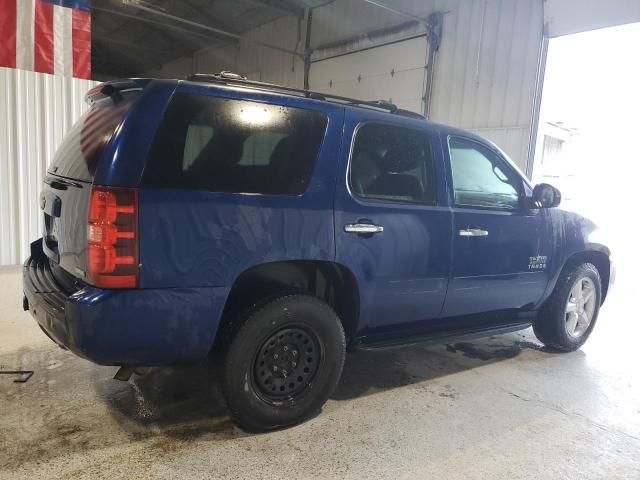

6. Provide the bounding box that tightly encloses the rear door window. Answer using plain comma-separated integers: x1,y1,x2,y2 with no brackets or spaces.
349,123,436,205
143,94,328,195
48,97,134,182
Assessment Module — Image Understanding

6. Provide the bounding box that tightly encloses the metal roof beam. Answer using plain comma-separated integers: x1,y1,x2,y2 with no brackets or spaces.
93,5,239,44
238,0,305,18
362,0,427,23
121,0,303,57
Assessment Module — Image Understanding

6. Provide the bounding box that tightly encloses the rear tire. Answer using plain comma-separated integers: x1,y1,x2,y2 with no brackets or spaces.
221,294,346,431
533,262,601,351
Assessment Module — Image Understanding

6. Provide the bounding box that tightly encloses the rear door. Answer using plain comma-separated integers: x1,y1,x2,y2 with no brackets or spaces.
441,135,551,317
41,89,136,278
334,111,452,331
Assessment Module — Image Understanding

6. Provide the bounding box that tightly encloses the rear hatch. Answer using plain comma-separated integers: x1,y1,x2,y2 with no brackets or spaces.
41,82,141,281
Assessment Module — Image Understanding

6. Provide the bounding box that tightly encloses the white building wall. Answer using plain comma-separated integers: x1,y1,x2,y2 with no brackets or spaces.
0,67,97,265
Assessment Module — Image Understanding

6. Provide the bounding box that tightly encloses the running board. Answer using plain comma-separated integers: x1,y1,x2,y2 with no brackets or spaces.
353,322,532,351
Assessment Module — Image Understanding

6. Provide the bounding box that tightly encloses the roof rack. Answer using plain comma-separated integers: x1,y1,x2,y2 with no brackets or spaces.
186,72,425,120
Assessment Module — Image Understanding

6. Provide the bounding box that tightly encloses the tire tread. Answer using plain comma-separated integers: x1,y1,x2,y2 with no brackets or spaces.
533,262,601,352
220,294,345,431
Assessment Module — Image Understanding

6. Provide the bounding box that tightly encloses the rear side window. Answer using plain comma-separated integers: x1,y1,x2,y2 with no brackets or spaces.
143,94,328,195
48,97,134,182
350,123,436,205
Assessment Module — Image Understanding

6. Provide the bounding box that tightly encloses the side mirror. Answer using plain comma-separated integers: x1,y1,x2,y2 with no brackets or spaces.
531,183,561,209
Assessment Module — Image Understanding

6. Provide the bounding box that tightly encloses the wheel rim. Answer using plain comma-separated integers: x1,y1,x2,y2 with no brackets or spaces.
564,276,596,338
253,326,322,402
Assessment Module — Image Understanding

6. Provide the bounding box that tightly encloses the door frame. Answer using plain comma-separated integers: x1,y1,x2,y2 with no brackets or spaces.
333,108,454,334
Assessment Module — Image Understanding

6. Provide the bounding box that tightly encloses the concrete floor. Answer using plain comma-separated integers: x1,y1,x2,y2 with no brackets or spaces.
1,265,638,480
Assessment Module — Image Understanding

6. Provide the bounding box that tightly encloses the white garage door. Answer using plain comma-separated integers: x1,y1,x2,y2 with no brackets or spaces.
309,37,428,114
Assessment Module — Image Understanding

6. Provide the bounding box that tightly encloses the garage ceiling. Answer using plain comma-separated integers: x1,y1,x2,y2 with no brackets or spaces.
91,0,319,78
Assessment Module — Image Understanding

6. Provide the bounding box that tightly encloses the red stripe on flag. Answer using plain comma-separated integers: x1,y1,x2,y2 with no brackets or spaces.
72,9,91,79
0,0,17,68
34,0,54,74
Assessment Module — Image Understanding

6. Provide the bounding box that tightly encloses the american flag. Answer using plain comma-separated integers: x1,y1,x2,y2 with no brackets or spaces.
0,0,91,79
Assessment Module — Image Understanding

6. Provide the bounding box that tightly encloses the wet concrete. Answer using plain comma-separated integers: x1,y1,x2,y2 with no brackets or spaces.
1,266,639,479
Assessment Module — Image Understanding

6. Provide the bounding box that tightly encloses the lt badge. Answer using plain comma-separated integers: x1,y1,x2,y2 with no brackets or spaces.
528,255,547,270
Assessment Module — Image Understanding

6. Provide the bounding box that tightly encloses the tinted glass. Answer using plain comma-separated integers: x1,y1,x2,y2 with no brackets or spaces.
143,94,328,195
350,123,436,204
49,97,135,182
449,137,521,210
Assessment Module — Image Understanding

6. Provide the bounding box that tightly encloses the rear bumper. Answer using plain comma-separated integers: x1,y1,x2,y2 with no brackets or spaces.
23,240,229,366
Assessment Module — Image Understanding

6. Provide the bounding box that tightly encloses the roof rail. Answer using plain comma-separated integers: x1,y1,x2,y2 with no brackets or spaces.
186,72,425,120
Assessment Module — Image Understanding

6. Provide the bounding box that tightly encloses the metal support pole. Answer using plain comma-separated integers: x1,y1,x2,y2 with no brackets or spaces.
526,33,550,179
423,12,443,118
359,1,444,118
303,9,313,90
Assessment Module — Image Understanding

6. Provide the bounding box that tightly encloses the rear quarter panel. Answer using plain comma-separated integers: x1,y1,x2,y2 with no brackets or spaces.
94,80,179,187
137,85,345,288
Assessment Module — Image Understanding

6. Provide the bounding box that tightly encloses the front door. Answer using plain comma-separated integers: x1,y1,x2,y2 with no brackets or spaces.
334,114,452,332
441,135,552,317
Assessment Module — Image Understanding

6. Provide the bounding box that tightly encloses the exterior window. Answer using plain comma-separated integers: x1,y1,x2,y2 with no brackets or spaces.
144,94,328,195
449,137,521,210
48,94,136,182
350,123,436,205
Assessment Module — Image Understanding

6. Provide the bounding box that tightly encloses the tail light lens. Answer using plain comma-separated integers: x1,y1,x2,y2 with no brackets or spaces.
87,186,138,288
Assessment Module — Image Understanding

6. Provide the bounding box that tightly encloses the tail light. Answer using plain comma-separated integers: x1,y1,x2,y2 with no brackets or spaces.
87,186,139,288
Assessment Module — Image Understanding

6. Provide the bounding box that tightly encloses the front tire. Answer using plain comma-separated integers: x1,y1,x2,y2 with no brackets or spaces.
221,294,346,431
534,262,601,351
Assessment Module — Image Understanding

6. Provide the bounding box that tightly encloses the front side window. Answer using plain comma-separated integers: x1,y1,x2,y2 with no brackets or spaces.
144,94,328,195
448,137,521,210
349,123,436,205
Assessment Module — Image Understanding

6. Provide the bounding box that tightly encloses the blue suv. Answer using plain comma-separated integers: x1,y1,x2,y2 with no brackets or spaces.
23,72,614,431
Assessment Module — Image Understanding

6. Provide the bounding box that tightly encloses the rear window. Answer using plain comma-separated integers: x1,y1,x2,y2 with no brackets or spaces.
143,93,328,195
48,97,134,182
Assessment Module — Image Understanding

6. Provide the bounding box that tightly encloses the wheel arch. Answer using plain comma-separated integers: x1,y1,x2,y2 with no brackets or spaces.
563,249,611,303
215,260,361,349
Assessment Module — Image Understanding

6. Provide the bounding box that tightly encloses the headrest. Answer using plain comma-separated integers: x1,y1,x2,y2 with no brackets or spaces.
269,135,294,168
376,140,423,173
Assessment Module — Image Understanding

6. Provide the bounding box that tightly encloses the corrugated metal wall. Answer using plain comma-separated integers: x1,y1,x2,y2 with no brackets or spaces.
0,67,96,265
309,0,543,171
430,0,543,171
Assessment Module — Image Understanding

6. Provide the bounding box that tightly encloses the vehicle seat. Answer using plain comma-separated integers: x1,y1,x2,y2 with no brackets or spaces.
351,151,380,195
268,136,299,194
367,143,423,201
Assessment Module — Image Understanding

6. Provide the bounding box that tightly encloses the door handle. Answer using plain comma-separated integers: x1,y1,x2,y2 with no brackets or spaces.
344,223,384,234
458,228,489,237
